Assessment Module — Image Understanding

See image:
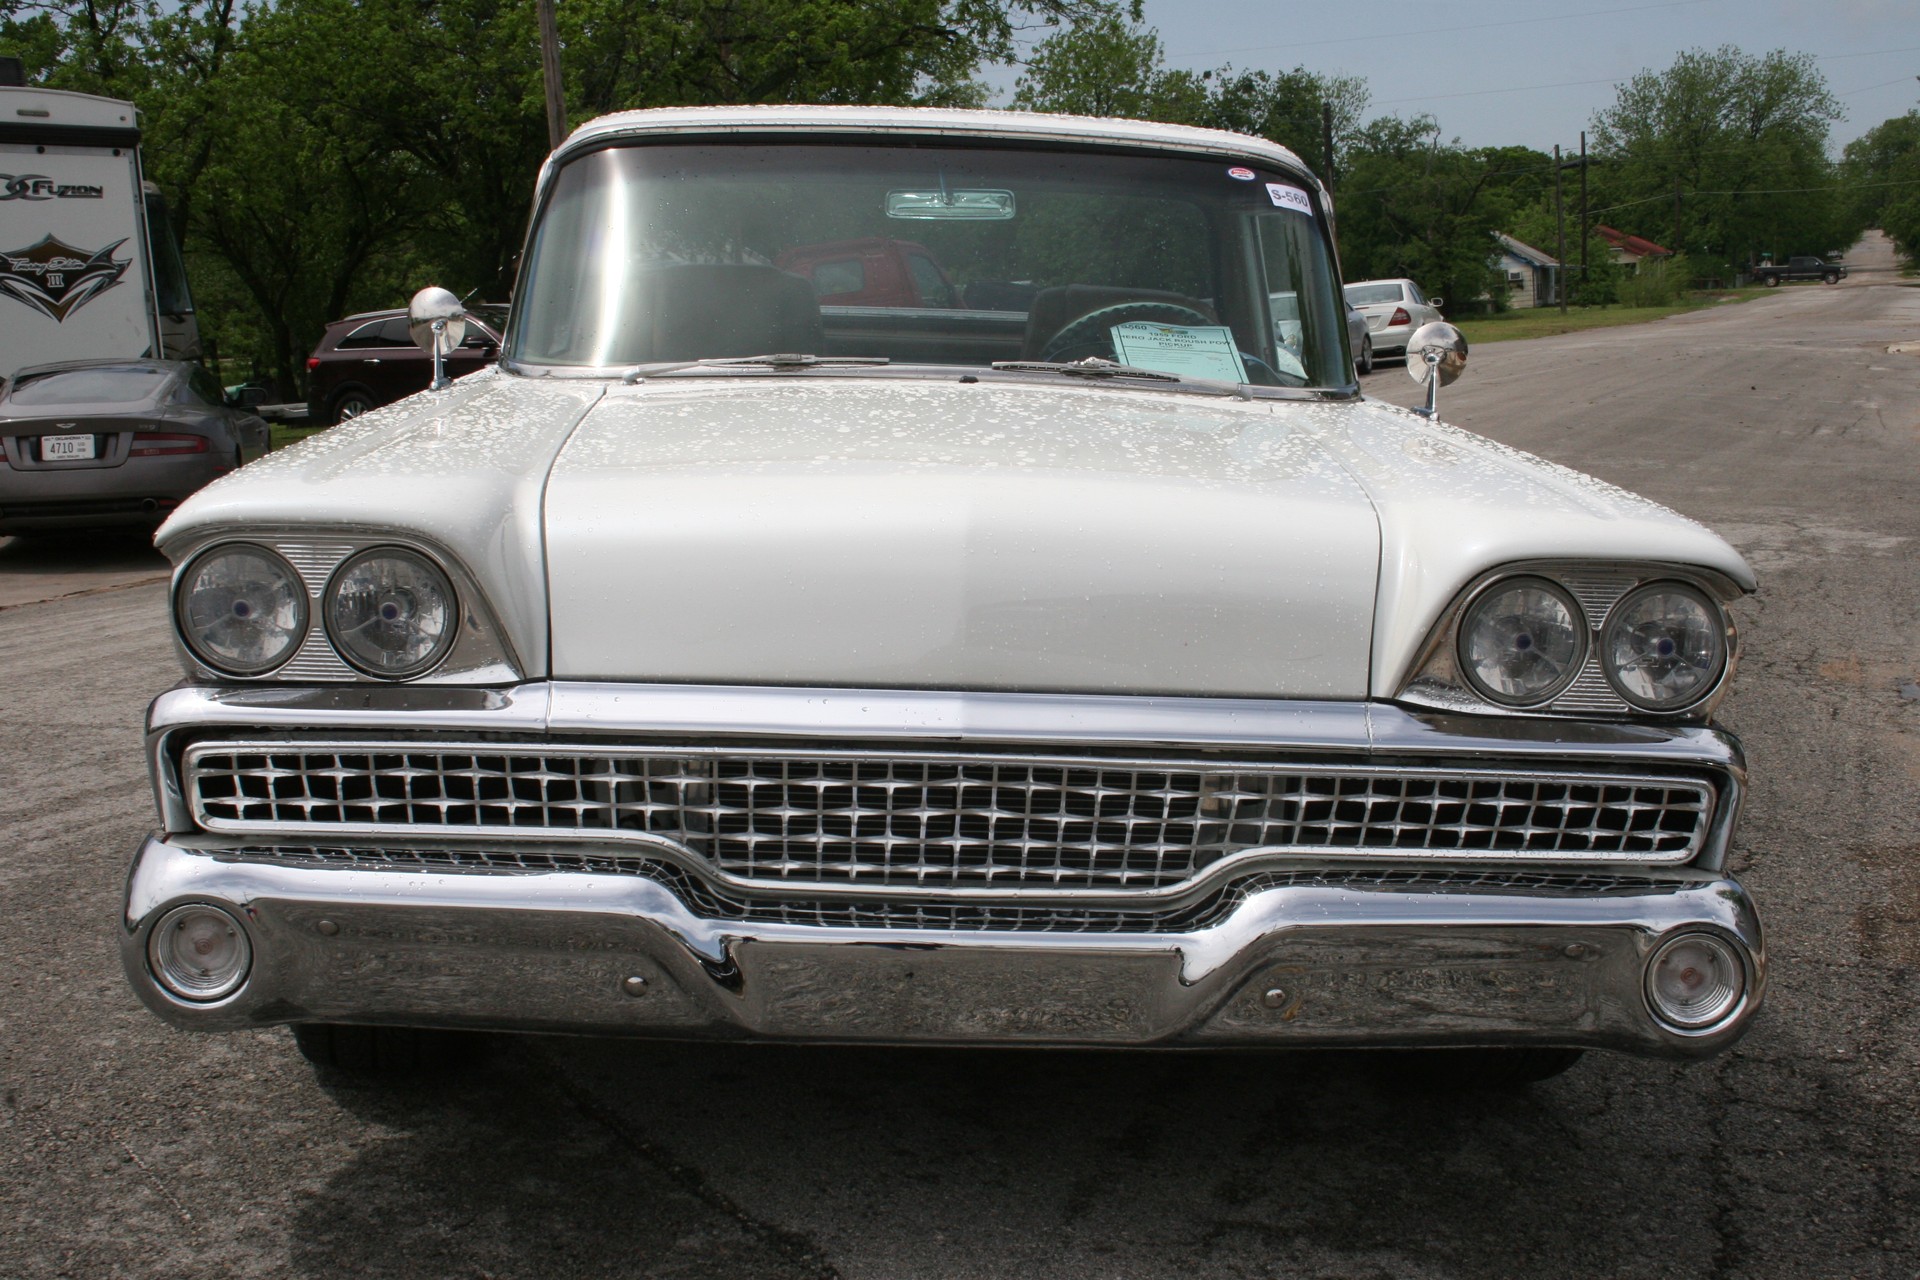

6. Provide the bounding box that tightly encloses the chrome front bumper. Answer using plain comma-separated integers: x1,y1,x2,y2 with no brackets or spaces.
125,682,1765,1055
121,834,1763,1054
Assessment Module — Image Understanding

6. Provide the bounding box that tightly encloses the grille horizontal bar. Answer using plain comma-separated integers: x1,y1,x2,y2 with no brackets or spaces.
183,741,1716,888
210,844,1708,934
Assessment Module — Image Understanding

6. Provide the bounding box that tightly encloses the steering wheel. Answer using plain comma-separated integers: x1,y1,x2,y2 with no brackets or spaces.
1038,301,1216,363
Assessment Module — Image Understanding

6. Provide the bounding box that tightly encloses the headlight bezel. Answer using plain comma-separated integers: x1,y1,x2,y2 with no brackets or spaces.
1453,574,1590,708
1397,560,1744,721
172,541,310,677
322,544,462,680
163,528,522,686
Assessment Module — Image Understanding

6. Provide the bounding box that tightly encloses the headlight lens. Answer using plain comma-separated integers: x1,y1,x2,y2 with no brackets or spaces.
324,547,457,678
1601,582,1726,710
175,544,307,675
1456,576,1587,705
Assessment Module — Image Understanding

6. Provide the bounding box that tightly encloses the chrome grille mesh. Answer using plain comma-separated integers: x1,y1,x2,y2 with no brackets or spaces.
185,742,1715,884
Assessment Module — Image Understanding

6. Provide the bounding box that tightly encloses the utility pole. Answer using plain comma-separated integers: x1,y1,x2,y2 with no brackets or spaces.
1321,101,1335,192
1554,144,1567,314
537,0,565,152
1672,177,1682,261
1579,131,1588,296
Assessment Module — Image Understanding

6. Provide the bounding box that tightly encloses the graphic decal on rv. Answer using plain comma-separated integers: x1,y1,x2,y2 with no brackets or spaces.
0,235,131,322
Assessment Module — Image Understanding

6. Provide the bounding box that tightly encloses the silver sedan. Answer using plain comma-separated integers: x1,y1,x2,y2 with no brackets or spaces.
1345,277,1444,358
0,359,269,534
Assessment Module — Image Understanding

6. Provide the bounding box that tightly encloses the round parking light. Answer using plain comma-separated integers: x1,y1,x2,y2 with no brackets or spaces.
1644,932,1745,1031
148,903,253,1002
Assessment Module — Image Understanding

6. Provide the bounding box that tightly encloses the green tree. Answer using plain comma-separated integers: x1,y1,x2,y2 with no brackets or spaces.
1334,118,1513,312
1589,46,1847,277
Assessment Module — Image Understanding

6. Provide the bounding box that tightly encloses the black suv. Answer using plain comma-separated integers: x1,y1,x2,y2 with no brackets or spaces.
305,305,506,424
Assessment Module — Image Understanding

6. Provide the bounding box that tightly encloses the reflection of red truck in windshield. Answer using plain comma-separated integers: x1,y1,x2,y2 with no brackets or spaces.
776,237,960,308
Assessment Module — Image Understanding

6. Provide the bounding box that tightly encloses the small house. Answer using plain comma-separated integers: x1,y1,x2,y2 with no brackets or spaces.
1494,234,1561,309
1595,225,1673,273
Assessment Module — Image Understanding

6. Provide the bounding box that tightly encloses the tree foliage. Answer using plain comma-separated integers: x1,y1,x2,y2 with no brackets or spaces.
1588,46,1848,276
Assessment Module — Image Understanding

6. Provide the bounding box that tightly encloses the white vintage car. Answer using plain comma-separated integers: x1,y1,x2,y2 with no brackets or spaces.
121,107,1762,1084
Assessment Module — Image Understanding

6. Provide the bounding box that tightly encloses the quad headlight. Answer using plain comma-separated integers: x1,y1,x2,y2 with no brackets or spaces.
1601,582,1727,711
1455,576,1588,706
323,546,458,678
175,543,308,675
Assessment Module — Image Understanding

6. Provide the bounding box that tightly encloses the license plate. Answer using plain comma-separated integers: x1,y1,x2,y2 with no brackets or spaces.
41,434,96,462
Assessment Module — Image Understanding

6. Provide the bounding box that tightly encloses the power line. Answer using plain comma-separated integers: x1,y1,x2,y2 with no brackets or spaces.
1586,177,1920,216
1161,0,1711,63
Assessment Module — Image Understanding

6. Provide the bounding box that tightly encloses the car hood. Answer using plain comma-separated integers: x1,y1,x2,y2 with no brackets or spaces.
161,370,1754,699
545,381,1382,695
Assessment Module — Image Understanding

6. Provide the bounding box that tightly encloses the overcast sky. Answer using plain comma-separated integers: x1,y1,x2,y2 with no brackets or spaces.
990,0,1920,156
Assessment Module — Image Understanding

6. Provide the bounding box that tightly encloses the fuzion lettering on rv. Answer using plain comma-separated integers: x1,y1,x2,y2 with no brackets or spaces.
0,173,108,201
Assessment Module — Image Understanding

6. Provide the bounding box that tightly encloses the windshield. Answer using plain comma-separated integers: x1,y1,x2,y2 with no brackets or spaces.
9,365,169,406
511,141,1351,389
1344,282,1405,306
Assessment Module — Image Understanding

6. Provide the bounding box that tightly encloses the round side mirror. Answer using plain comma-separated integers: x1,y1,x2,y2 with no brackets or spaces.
1428,296,1446,309
408,285,467,356
1406,321,1468,388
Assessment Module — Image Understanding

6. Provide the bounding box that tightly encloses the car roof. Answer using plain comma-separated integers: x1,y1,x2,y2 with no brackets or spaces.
556,105,1319,188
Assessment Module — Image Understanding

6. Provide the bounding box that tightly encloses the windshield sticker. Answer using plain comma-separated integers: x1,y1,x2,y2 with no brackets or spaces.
0,235,131,322
1226,167,1257,181
1266,183,1313,216
1109,322,1250,384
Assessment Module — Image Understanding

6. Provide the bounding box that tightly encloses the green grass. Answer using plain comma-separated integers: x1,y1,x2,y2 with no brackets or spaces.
1453,288,1766,344
269,423,329,451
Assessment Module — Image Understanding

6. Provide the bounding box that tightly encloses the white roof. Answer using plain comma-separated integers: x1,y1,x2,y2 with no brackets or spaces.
0,85,138,130
1496,233,1560,267
558,105,1314,178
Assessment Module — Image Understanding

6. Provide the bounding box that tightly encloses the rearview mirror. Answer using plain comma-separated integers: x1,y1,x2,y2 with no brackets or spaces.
887,189,1015,220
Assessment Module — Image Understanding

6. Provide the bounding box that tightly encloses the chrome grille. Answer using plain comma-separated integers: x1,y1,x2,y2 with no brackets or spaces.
184,742,1716,885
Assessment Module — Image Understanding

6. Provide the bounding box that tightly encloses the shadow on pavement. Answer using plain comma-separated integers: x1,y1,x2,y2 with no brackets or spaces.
0,530,169,609
286,1035,1754,1278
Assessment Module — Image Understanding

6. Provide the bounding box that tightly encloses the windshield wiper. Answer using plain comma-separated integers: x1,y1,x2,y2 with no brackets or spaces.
989,356,1253,399
990,357,1181,382
623,354,889,383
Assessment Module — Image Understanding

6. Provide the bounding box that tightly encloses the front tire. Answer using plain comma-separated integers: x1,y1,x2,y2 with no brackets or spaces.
1823,271,1839,284
291,1023,490,1075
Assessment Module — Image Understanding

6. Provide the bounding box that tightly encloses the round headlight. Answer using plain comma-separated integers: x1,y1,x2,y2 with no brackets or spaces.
175,543,308,675
1601,582,1726,711
147,903,252,1002
324,546,457,678
1456,576,1588,706
1645,932,1745,1031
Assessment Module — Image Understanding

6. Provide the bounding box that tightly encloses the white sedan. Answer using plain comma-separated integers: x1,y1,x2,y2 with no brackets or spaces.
120,106,1764,1088
1346,277,1444,358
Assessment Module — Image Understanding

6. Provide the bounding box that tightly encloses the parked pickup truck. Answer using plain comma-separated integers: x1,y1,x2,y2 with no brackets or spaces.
1752,256,1845,286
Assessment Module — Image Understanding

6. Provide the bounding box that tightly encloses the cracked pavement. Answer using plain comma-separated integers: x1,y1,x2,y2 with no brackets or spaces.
2,232,1918,1278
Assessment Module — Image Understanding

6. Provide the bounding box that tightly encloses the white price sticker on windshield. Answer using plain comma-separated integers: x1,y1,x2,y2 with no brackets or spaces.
1266,183,1313,216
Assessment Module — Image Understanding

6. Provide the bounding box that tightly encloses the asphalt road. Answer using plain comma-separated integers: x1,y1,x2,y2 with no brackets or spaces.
3,236,1918,1279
